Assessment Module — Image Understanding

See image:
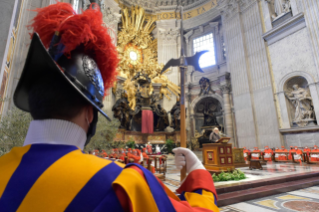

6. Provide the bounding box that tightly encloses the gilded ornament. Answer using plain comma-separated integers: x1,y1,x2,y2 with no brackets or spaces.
116,6,180,110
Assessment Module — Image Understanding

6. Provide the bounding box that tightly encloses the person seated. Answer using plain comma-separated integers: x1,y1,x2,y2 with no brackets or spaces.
142,148,149,162
146,141,153,154
243,147,250,161
274,148,280,160
209,127,220,143
142,148,155,173
263,146,273,161
118,148,126,161
310,145,319,162
293,146,303,162
109,149,116,159
288,146,295,160
279,146,288,161
101,150,108,159
303,146,311,161
93,149,99,156
303,146,311,153
115,149,120,159
251,147,261,160
128,149,140,163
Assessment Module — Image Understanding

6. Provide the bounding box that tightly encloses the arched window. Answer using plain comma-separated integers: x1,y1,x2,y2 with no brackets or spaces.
193,33,216,68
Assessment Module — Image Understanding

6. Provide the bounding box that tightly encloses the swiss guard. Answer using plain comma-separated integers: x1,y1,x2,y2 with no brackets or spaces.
0,2,219,212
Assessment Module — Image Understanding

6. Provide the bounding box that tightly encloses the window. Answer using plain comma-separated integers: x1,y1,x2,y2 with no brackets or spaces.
73,0,79,12
193,33,216,68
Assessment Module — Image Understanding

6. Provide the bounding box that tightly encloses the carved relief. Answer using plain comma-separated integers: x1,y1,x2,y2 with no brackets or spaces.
101,5,121,27
220,84,231,94
158,28,180,41
199,77,214,96
267,0,291,19
284,76,316,127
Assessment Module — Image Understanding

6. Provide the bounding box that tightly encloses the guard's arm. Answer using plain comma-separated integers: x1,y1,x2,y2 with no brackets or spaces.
113,165,219,212
112,147,219,212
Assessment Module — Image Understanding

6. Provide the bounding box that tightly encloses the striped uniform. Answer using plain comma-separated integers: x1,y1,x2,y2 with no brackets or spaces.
0,144,219,212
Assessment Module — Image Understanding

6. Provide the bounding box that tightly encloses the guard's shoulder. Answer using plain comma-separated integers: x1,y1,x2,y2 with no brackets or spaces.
75,151,125,168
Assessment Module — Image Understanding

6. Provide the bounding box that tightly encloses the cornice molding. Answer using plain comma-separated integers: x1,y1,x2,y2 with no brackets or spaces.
263,13,306,45
158,28,181,40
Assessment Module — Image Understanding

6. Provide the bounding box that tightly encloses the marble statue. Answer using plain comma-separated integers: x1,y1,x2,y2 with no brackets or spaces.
282,0,291,13
170,99,181,131
153,104,169,131
274,0,284,17
203,107,219,127
199,77,214,96
285,84,315,127
112,93,131,129
273,0,291,17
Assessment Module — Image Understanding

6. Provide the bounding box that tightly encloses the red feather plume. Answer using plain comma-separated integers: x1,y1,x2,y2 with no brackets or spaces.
28,1,119,97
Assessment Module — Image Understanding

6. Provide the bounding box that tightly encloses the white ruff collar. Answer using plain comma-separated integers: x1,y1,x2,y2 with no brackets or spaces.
24,119,87,150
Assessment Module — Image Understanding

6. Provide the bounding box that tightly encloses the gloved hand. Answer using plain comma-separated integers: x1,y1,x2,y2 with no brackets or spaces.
173,147,205,174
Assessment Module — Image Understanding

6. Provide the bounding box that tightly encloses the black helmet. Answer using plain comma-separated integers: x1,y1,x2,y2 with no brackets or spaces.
14,33,109,120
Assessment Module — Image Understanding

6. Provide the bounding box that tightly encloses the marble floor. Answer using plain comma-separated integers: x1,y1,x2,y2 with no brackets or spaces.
220,186,319,212
162,151,319,191
161,151,319,211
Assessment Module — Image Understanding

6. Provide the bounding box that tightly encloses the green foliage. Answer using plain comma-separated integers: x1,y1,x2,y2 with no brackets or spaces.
212,169,246,182
126,138,135,149
165,139,174,153
0,105,32,157
84,113,120,152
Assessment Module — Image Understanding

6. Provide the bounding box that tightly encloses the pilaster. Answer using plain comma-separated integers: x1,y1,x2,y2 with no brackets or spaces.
157,20,181,111
220,83,234,146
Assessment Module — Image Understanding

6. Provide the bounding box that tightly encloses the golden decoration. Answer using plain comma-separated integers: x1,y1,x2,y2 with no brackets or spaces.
116,6,180,110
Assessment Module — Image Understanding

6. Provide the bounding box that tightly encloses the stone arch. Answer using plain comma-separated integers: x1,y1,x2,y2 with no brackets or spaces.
278,71,315,92
190,94,224,116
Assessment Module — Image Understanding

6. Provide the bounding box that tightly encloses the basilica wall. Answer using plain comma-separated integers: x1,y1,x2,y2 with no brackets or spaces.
220,0,282,148
262,0,319,148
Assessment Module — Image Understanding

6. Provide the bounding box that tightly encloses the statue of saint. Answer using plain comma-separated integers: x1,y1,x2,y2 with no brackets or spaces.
273,0,291,17
282,0,291,13
170,99,181,131
199,77,213,96
154,104,169,131
203,107,219,127
285,84,315,127
274,0,284,17
112,92,131,129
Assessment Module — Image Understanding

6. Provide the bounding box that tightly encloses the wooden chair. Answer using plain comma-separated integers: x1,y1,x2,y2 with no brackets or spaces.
304,153,311,164
304,152,319,164
291,152,303,163
151,155,167,180
248,153,263,170
147,158,153,173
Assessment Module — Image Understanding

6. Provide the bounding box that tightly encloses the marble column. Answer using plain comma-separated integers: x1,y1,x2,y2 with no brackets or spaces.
220,84,234,146
157,22,181,112
100,0,121,117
